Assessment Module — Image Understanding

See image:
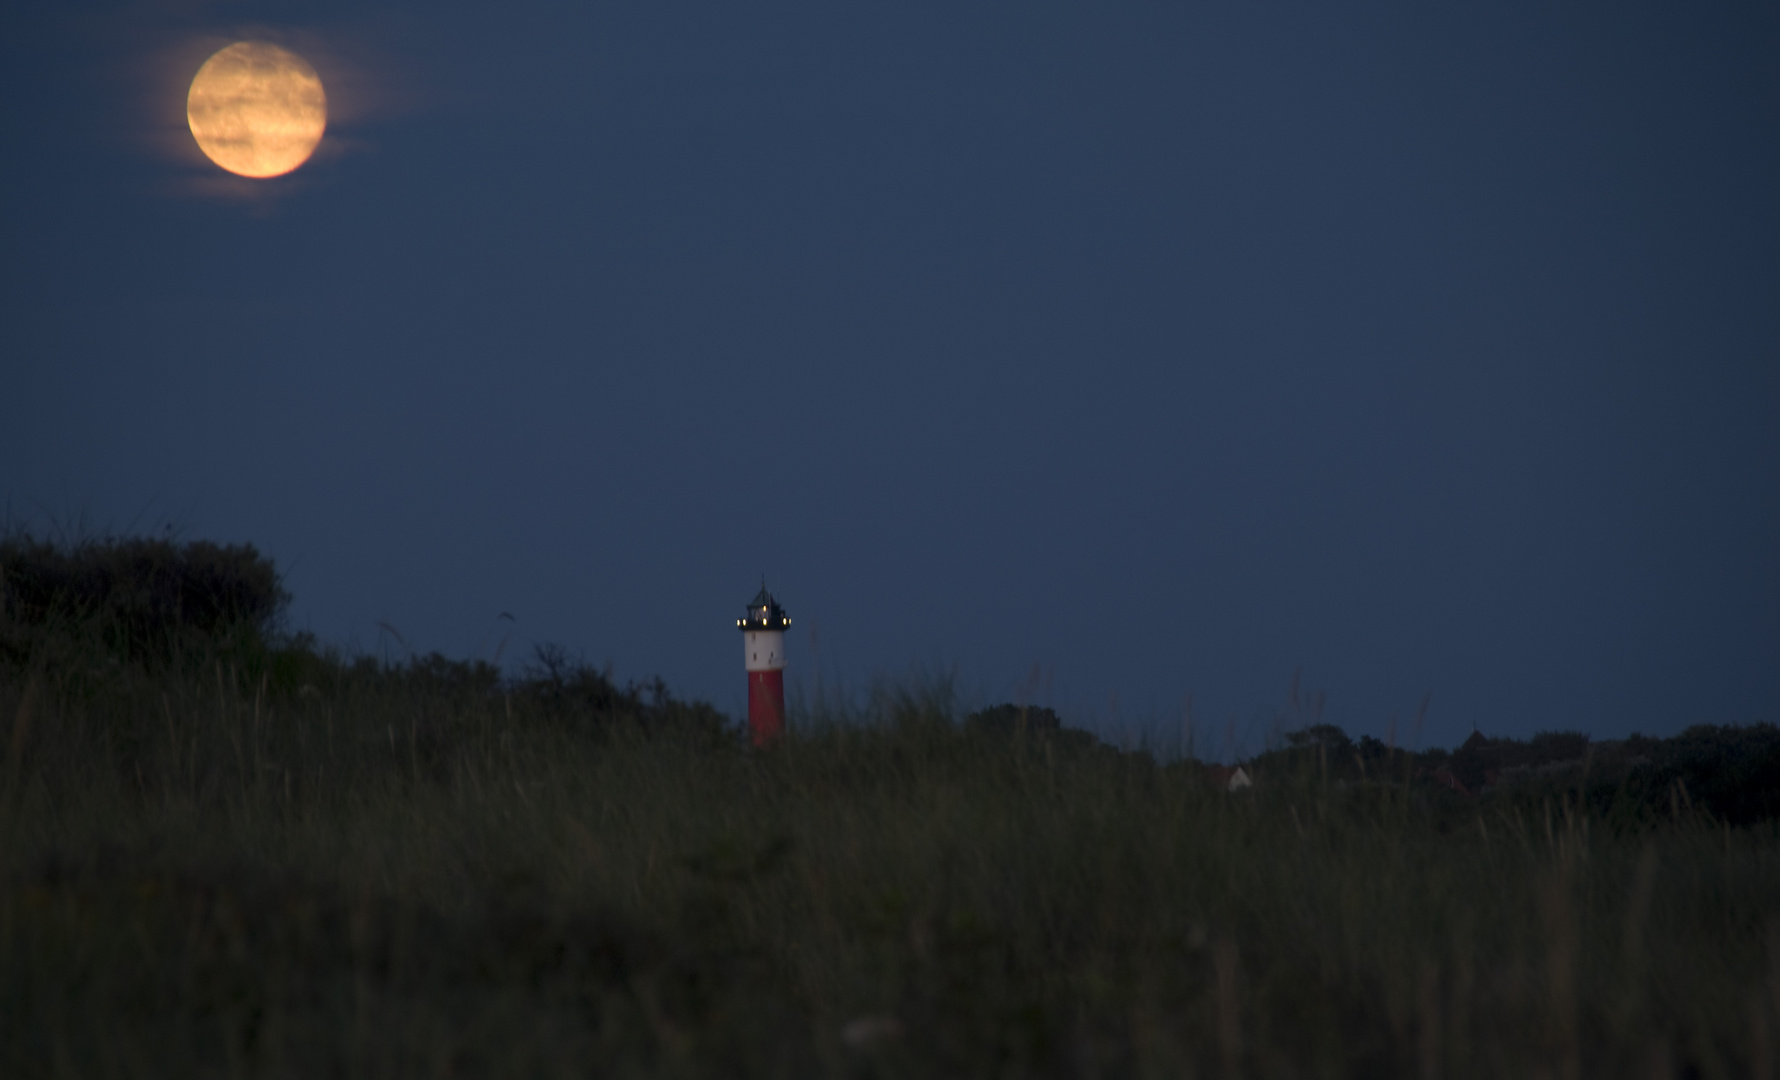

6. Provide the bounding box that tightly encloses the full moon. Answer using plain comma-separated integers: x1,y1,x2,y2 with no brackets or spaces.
186,42,327,179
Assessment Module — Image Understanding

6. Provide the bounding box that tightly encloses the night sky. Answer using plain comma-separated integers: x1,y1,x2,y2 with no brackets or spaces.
3,1,1775,749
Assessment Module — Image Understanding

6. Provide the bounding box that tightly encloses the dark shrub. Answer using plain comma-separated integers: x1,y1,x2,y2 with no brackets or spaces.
509,643,729,743
1449,728,1590,792
1608,724,1780,827
1286,723,1354,754
0,535,288,668
964,704,1063,737
963,704,1107,756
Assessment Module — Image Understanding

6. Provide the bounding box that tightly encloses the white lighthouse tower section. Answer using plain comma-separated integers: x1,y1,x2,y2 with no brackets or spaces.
744,629,786,672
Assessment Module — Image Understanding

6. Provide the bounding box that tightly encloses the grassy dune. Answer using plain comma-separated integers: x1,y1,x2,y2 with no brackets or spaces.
1,656,1776,1079
1,537,1775,1078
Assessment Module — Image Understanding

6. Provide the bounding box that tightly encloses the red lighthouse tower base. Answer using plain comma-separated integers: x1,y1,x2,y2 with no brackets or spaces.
748,670,785,747
738,583,790,748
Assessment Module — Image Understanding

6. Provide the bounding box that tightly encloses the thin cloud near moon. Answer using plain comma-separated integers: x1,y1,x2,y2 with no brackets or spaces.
105,12,429,197
187,42,327,179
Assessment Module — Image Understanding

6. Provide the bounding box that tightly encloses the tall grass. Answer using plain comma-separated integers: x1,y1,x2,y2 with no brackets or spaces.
1,644,1776,1079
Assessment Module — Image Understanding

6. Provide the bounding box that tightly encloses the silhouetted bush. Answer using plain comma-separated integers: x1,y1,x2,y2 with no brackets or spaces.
0,534,287,669
1593,723,1780,827
1258,718,1780,828
964,703,1063,737
508,643,729,742
1284,722,1352,754
1250,723,1419,786
963,703,1107,756
1447,727,1591,792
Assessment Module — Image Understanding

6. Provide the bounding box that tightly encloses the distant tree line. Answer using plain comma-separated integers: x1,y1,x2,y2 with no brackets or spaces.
1241,718,1780,828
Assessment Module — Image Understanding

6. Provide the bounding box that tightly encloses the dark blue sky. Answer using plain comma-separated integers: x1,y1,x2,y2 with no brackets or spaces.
3,1,1775,749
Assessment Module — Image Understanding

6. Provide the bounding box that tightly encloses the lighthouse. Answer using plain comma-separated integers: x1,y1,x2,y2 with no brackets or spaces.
737,582,790,747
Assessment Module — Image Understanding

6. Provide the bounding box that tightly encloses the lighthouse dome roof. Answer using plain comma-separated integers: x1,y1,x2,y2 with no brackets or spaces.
738,581,790,632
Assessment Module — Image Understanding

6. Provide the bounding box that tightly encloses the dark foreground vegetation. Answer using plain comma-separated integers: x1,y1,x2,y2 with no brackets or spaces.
2,536,1778,1078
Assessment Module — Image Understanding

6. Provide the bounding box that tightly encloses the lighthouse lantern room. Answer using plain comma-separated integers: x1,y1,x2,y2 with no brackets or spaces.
737,582,789,747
